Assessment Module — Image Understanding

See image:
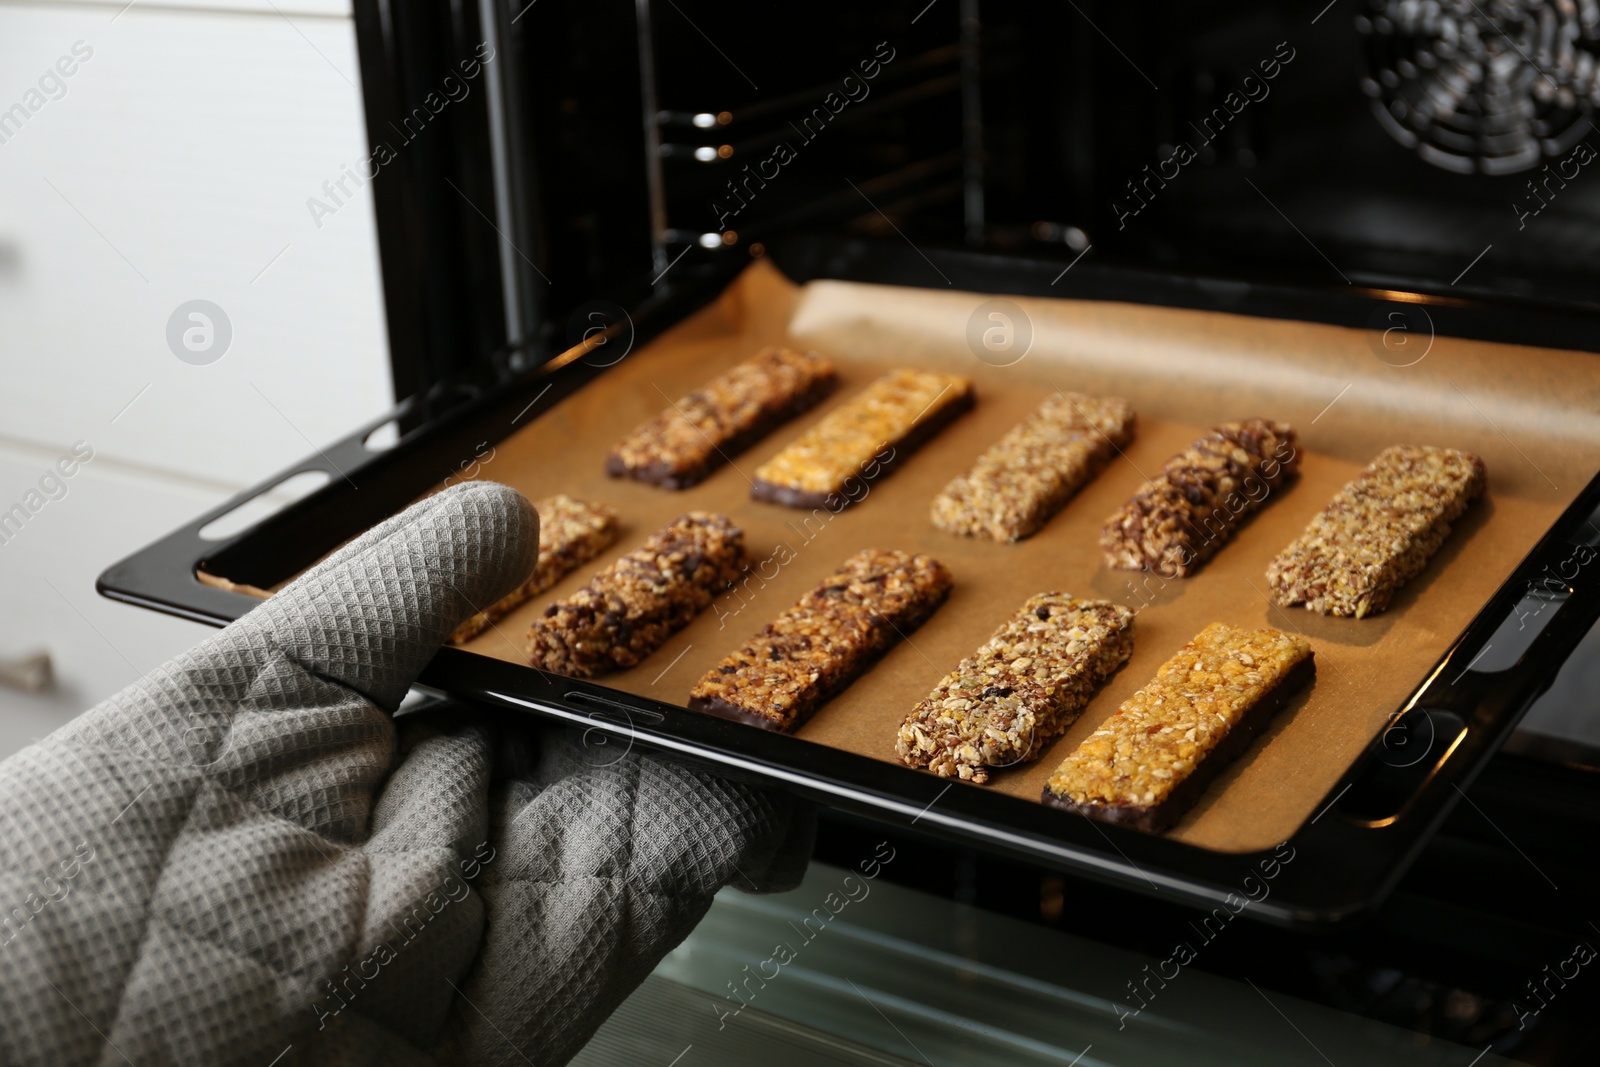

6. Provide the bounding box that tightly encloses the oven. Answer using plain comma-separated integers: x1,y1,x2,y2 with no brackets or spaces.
99,1,1600,1061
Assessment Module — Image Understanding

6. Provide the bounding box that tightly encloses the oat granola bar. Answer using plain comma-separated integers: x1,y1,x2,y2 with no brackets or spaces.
606,347,838,489
526,512,748,678
450,495,619,644
1042,622,1314,832
1266,445,1486,618
1100,418,1299,578
896,594,1136,784
751,368,975,510
688,548,953,732
932,392,1135,542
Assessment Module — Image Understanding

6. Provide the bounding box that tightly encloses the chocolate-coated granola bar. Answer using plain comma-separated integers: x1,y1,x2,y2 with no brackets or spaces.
688,548,953,731
1043,622,1314,832
932,392,1135,542
606,347,838,489
1100,418,1299,578
751,368,975,510
896,593,1136,784
450,495,619,644
526,512,748,678
1266,445,1486,618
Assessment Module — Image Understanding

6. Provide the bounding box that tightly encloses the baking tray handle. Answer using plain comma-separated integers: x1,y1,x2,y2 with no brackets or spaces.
1316,481,1600,832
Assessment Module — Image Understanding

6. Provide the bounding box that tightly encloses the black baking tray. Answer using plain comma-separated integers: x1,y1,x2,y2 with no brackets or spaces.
98,240,1600,928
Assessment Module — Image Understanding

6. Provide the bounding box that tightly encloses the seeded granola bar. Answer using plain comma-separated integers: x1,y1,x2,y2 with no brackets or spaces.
1266,445,1487,618
751,368,975,510
1043,622,1314,832
896,594,1136,784
688,548,953,732
606,347,839,489
526,512,748,678
1100,418,1300,578
932,392,1135,542
450,495,619,644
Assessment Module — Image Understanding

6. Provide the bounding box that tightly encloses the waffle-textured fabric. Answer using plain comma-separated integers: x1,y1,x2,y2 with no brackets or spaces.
0,482,811,1065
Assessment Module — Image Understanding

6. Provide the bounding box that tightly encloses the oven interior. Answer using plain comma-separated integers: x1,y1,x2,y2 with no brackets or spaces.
352,0,1600,406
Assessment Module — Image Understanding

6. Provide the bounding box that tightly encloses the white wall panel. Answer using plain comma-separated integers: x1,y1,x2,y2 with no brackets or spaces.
0,442,224,757
43,1,352,18
0,0,389,757
0,0,391,488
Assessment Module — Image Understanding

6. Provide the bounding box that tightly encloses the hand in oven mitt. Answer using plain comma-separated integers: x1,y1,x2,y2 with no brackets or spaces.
0,482,813,1066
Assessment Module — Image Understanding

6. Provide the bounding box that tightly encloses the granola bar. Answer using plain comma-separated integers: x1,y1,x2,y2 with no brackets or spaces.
932,392,1135,542
606,347,838,489
896,594,1136,784
1100,418,1299,578
751,368,975,510
449,495,619,643
526,512,748,678
1043,622,1314,832
688,548,953,731
1266,445,1487,618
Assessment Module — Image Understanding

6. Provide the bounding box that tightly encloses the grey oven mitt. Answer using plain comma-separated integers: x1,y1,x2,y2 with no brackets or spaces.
0,481,812,1066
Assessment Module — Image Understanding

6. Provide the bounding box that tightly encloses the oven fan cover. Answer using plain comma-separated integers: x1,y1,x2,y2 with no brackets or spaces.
1358,0,1600,174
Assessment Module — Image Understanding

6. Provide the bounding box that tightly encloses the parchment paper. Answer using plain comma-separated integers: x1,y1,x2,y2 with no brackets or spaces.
432,261,1600,851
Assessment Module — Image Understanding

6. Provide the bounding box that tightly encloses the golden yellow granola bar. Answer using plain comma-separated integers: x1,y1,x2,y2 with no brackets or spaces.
1100,418,1299,577
896,593,1135,783
932,392,1135,542
1266,445,1486,618
751,368,974,510
526,512,747,678
606,347,838,489
688,548,952,731
450,495,618,644
1043,622,1314,832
